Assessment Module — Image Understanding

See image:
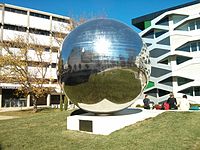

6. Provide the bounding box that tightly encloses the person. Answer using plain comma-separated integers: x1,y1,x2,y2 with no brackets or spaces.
167,92,177,110
179,95,190,111
143,94,150,109
162,101,170,110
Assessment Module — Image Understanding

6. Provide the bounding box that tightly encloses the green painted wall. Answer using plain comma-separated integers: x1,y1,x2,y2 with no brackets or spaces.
144,21,151,29
144,81,154,90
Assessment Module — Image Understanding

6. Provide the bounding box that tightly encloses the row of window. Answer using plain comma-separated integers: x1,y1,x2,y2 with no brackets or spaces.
27,62,57,68
145,15,188,29
5,7,27,15
29,28,50,36
3,24,67,37
2,41,59,53
158,76,194,87
144,88,170,98
4,7,70,23
159,55,192,66
52,17,70,24
142,29,167,39
30,12,49,19
179,86,200,96
145,86,200,98
176,40,200,52
176,18,200,31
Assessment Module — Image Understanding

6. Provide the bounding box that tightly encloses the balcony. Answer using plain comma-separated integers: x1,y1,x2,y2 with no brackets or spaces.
29,33,50,46
29,16,50,31
52,20,70,33
4,11,28,27
3,29,27,41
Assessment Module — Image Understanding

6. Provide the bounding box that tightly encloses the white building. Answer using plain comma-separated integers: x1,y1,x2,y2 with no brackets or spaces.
0,3,72,108
132,1,200,104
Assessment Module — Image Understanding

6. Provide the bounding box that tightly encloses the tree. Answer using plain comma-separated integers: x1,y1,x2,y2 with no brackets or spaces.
0,35,53,112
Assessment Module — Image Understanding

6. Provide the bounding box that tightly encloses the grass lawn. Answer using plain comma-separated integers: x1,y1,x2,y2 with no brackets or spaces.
0,109,200,150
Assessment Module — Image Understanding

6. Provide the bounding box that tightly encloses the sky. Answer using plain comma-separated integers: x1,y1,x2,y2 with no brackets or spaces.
0,0,195,31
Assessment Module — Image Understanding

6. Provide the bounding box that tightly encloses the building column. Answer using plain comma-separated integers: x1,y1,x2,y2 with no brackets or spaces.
27,94,30,107
0,88,2,108
47,94,51,107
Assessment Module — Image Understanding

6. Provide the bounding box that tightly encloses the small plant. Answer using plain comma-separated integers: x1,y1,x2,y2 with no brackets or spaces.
136,104,144,108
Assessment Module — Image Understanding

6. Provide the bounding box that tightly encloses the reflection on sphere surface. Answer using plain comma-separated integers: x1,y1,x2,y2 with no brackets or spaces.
61,19,150,113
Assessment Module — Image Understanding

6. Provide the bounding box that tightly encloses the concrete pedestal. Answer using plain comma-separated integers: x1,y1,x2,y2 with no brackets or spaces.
67,108,164,135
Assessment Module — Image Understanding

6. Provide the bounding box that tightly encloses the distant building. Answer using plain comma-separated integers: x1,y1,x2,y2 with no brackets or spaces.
0,3,72,108
132,1,200,104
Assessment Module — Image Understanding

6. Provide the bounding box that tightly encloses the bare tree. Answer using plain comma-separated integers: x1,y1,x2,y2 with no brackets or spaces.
0,35,53,112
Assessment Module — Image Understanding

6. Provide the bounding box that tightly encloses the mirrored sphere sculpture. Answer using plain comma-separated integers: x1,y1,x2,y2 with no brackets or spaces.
61,19,151,113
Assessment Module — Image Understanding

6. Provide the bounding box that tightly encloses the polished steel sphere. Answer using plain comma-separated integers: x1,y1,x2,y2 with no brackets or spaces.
61,19,150,113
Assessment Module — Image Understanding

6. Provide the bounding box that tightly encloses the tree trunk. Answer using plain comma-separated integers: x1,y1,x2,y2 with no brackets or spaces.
64,96,68,111
32,95,38,113
60,93,63,111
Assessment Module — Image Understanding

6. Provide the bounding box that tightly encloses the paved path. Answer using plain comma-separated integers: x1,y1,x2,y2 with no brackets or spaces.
0,115,19,120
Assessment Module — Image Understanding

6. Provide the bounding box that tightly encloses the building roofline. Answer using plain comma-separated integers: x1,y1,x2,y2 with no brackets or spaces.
132,0,200,30
0,3,71,20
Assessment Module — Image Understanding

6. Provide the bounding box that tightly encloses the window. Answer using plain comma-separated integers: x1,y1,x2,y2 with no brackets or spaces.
198,42,200,51
176,56,191,65
158,89,170,97
150,48,170,58
5,7,27,15
156,17,169,26
176,40,200,52
154,29,167,38
3,24,27,32
144,88,157,97
197,19,200,29
157,37,170,45
52,16,70,23
142,29,154,39
175,18,200,31
189,21,195,31
51,48,59,52
52,32,66,38
191,42,197,52
29,28,50,36
159,59,169,65
172,14,188,24
30,12,49,19
176,43,190,52
151,67,171,78
51,63,57,68
178,87,193,96
194,87,200,96
177,77,193,86
44,47,50,52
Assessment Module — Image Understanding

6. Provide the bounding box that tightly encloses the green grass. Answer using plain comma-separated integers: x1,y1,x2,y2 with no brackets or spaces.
65,69,141,104
0,109,200,150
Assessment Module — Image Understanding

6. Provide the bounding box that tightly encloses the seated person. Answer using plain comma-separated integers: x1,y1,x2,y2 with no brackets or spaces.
143,94,150,109
167,93,178,110
162,102,170,110
179,95,190,111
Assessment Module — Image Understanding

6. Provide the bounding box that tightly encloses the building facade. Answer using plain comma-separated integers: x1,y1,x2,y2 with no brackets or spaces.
0,3,72,108
132,1,200,104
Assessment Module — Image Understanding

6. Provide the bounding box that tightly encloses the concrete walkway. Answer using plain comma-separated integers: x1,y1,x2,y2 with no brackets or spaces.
0,107,31,112
0,115,19,120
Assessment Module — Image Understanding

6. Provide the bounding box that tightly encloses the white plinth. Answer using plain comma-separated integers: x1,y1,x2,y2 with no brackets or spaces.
67,108,164,135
